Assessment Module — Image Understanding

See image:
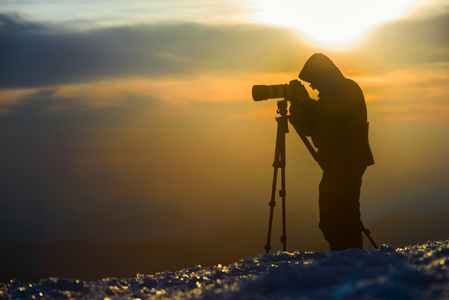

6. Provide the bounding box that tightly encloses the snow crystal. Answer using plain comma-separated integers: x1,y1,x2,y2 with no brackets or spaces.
1,239,448,299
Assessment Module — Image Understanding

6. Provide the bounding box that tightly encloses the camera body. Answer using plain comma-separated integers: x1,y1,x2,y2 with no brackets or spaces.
252,80,306,102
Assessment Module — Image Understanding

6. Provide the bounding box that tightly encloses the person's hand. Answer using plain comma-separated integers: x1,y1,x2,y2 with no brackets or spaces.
289,80,309,103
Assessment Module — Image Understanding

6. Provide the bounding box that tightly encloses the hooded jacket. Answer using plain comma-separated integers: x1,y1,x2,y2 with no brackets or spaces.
290,53,374,169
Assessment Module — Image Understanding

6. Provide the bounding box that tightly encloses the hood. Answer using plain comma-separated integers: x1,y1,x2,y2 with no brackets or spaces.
298,53,344,84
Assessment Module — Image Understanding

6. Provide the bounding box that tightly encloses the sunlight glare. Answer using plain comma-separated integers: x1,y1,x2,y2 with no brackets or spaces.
246,0,417,47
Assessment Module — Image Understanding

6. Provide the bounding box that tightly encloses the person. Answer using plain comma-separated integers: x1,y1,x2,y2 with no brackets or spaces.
288,53,374,251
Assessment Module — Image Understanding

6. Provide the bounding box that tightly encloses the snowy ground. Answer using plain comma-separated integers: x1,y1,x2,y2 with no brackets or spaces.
1,240,448,299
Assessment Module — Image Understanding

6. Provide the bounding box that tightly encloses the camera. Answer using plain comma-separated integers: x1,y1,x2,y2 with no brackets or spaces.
252,80,306,102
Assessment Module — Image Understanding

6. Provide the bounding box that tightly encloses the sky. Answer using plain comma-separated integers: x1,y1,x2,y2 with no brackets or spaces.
0,0,449,244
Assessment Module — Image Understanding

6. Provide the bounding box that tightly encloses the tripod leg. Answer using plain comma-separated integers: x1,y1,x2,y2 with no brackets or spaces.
362,226,379,249
265,123,283,254
265,145,280,253
280,131,287,251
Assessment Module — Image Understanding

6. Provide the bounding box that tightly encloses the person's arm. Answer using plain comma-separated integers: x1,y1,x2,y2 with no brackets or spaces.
288,81,318,137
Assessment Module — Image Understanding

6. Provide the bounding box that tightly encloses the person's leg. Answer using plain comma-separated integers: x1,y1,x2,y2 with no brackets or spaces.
321,228,343,251
318,171,344,251
339,166,366,250
341,228,363,250
318,166,366,251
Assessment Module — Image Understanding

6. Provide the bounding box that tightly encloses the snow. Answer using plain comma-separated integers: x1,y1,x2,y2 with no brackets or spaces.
1,240,448,299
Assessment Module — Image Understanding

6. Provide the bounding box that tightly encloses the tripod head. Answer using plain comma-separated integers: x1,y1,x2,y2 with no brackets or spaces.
275,100,290,136
276,100,288,117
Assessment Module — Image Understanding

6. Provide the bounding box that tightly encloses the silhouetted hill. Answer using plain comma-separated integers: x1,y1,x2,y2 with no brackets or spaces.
370,211,449,247
0,208,322,283
2,210,448,283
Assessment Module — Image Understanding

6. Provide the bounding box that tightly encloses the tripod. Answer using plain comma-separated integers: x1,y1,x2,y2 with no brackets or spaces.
264,99,378,254
265,100,289,254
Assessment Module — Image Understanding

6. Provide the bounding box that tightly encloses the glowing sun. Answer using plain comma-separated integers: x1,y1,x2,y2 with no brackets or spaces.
247,0,417,47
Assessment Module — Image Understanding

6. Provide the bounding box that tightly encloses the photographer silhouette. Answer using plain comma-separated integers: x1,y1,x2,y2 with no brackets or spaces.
289,53,374,251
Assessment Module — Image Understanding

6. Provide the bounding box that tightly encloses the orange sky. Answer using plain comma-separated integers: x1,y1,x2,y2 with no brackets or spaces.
0,0,448,243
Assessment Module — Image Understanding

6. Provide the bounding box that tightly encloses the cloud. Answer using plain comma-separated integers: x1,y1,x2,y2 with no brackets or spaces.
357,12,449,68
0,13,310,88
0,13,46,33
0,0,248,27
356,62,449,123
2,11,448,89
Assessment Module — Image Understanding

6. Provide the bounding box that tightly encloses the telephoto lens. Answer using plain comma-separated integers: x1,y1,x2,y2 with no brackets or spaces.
252,84,288,101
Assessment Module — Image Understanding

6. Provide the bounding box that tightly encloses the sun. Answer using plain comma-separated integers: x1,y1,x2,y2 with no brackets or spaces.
246,0,418,47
